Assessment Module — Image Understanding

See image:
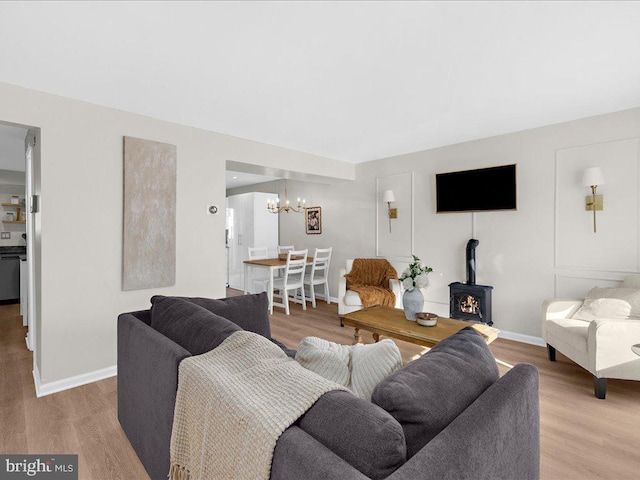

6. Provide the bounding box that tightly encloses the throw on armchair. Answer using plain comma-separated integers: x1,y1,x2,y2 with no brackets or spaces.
338,258,402,315
542,274,640,399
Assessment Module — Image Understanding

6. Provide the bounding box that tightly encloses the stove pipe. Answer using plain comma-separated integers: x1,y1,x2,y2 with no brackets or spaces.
466,239,479,285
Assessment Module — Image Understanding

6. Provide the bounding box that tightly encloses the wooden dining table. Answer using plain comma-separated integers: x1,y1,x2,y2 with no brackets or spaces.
243,256,313,314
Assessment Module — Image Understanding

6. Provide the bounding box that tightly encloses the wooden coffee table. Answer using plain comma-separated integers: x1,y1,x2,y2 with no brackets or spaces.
339,305,499,348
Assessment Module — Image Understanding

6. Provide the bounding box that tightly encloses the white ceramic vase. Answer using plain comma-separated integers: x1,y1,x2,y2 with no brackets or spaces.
403,288,424,321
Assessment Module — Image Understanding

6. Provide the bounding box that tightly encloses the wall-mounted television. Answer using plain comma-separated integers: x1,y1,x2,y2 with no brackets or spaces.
436,164,517,213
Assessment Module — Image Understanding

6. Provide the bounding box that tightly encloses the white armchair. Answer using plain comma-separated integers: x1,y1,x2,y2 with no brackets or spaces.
338,259,403,316
542,275,640,399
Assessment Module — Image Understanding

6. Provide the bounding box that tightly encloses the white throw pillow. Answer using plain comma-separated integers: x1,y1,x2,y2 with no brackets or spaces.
350,340,403,401
295,337,351,386
295,337,402,400
572,287,640,321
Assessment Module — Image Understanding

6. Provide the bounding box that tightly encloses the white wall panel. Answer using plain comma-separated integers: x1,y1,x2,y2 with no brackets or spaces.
233,108,640,339
555,138,639,271
376,172,413,261
555,273,623,298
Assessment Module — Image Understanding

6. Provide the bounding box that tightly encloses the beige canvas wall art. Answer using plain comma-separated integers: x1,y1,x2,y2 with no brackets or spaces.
122,136,177,291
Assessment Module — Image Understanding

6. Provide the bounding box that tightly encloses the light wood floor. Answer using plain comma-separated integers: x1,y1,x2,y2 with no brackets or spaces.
2,294,640,480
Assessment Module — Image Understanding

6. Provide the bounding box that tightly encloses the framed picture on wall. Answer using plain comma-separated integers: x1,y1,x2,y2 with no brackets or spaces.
305,206,322,234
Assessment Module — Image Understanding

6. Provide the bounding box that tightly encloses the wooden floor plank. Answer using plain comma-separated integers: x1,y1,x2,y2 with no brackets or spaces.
1,295,640,480
0,401,27,453
73,411,148,480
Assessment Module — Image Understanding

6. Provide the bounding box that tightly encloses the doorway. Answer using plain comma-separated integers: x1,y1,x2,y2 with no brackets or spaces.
0,121,40,372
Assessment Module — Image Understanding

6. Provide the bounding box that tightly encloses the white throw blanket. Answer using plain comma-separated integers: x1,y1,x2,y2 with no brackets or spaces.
169,331,346,480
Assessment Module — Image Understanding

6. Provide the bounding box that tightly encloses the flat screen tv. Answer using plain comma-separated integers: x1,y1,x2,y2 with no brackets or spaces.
436,164,517,213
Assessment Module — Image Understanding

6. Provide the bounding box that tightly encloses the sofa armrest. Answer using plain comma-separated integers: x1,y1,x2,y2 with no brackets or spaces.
542,298,583,340
117,313,191,480
588,318,640,379
390,279,403,309
338,268,347,297
386,363,540,480
271,426,368,480
338,268,348,315
542,298,583,320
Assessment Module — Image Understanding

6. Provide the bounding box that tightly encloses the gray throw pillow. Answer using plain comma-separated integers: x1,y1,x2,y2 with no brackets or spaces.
371,327,499,458
150,296,241,355
297,390,407,479
152,292,271,337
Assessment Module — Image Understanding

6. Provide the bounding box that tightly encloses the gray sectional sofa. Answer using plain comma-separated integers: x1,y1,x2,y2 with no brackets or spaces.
118,293,540,480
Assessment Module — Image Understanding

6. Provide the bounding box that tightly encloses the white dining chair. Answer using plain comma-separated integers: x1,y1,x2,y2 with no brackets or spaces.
247,246,269,293
272,249,308,315
275,245,294,280
304,247,332,308
277,245,295,254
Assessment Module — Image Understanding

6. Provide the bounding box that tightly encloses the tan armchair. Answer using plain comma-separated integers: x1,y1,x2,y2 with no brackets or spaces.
542,275,640,399
338,259,402,315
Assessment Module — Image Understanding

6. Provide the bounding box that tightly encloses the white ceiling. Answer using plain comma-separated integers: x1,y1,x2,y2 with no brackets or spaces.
1,2,640,163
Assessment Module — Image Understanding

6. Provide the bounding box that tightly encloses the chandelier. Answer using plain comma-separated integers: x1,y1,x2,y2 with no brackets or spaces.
267,181,305,214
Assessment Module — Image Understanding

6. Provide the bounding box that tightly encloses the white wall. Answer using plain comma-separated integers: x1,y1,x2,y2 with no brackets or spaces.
0,169,25,185
0,125,28,247
5,76,636,386
253,108,640,340
0,82,352,385
0,124,28,172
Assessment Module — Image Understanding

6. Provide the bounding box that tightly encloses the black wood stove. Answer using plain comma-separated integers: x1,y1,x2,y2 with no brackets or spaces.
449,239,493,326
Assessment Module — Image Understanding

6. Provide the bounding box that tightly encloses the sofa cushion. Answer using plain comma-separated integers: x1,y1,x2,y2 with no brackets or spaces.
544,317,589,353
572,287,640,321
150,296,241,355
371,327,499,458
297,390,406,480
152,292,271,337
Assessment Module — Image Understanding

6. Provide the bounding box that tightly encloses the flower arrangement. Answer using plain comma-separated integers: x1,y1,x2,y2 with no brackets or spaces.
399,255,433,291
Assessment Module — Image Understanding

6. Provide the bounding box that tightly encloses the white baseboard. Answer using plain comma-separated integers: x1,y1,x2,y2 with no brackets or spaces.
498,329,546,347
33,364,117,398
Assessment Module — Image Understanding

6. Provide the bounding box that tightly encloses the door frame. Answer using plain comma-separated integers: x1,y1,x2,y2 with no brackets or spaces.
25,130,37,353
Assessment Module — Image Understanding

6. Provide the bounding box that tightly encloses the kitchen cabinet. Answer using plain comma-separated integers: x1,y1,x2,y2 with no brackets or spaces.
0,255,20,301
226,192,278,290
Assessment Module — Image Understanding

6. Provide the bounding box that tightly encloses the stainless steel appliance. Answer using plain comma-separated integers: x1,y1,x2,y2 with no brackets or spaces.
0,246,25,301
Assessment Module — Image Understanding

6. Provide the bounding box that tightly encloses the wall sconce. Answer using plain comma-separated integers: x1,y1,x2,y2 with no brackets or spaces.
382,190,397,233
582,167,605,233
